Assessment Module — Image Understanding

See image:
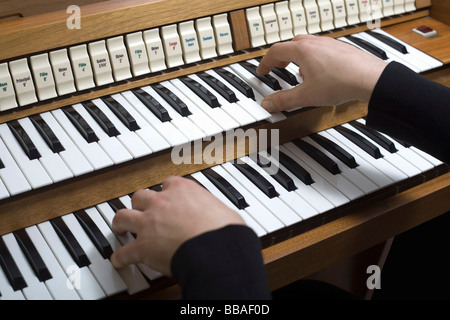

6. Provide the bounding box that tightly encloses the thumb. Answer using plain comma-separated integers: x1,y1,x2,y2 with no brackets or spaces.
261,85,311,113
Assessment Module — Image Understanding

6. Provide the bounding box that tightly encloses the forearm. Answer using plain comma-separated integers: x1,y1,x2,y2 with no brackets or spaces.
366,62,450,163
171,225,271,300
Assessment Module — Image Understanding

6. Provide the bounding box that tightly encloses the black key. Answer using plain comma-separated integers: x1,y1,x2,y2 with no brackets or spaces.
310,133,358,169
30,114,65,153
50,217,90,268
257,154,297,192
74,210,113,259
349,121,397,153
13,229,52,282
7,120,41,160
203,168,249,209
233,162,279,198
132,88,171,122
278,151,314,185
63,106,99,143
83,101,120,137
271,67,299,86
214,68,255,100
292,138,341,175
101,96,140,131
197,72,238,103
239,61,282,90
107,198,127,212
152,83,192,117
0,237,27,291
148,184,163,192
392,137,411,148
334,125,382,159
345,35,388,60
180,76,220,108
0,157,4,169
366,30,408,54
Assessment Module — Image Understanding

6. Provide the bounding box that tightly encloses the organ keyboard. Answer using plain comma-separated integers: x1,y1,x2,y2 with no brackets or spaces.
0,0,449,299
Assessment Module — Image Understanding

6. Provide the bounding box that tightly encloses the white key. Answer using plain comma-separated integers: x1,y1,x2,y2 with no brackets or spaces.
96,201,162,280
257,151,335,213
187,73,266,124
17,117,73,183
210,67,286,123
243,156,319,220
357,119,434,172
85,207,150,295
61,214,127,296
410,146,442,167
72,103,133,164
350,33,421,72
91,98,152,159
2,233,53,300
318,130,394,188
342,123,421,178
25,226,81,300
190,171,267,237
185,73,255,127
141,85,205,142
120,90,188,147
0,137,31,195
52,108,114,170
0,264,26,300
39,112,94,176
0,123,53,189
373,29,443,70
222,161,301,226
111,93,170,153
278,145,352,207
37,221,106,300
302,136,379,194
356,31,428,73
211,166,284,233
326,127,408,182
0,177,9,199
170,77,239,132
161,81,223,137
283,142,365,200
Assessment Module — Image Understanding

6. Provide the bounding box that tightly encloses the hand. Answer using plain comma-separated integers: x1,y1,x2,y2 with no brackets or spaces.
257,34,388,112
110,176,245,276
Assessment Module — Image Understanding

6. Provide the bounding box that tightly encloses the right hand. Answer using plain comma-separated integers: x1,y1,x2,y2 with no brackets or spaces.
257,34,388,113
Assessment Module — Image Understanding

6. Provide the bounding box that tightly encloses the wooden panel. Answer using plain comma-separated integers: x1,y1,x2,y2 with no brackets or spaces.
383,17,450,64
230,9,251,51
430,0,450,25
0,0,105,18
0,0,276,61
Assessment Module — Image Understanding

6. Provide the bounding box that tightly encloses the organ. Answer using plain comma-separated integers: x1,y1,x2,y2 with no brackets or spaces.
0,0,449,299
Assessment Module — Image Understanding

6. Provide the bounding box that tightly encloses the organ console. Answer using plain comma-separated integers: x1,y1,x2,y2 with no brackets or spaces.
0,0,449,300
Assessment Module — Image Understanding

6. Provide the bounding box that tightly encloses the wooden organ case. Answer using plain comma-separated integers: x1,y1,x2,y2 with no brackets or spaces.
0,0,449,299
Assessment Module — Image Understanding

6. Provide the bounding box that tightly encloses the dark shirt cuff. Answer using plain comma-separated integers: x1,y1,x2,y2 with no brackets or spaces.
367,61,450,163
171,225,271,300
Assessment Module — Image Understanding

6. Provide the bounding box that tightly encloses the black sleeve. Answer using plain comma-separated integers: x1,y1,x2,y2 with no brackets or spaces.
170,225,271,300
366,61,450,164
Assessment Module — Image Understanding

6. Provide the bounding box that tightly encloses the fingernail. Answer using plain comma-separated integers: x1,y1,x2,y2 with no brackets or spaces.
261,99,275,113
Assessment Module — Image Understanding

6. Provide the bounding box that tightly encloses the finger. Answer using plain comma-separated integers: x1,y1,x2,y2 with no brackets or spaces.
131,189,158,211
161,175,184,190
110,241,142,269
112,208,142,236
261,85,310,112
257,42,297,75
